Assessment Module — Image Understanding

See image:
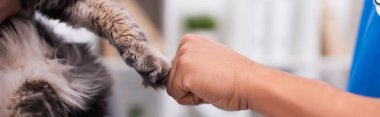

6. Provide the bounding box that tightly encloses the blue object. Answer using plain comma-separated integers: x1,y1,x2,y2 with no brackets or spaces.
347,0,380,97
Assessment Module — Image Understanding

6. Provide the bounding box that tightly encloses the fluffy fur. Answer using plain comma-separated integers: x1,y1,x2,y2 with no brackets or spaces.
0,0,171,116
22,0,171,88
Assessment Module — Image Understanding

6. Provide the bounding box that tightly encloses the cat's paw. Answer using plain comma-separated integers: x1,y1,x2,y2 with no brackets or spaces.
117,35,171,89
136,57,171,89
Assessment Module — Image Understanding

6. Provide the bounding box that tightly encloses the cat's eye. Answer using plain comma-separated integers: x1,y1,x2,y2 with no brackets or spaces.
376,0,380,5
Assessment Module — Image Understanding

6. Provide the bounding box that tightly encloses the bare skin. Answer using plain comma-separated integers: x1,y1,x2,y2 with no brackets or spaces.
167,34,380,117
0,0,21,23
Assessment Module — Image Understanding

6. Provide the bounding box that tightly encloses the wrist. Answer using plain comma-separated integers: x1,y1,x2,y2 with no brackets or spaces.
239,62,295,113
234,61,264,110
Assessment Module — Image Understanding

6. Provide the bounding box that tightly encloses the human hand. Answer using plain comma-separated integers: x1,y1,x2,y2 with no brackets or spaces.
167,34,258,111
0,0,21,23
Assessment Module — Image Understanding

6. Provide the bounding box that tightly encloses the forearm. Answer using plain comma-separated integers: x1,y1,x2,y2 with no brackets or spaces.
243,63,380,116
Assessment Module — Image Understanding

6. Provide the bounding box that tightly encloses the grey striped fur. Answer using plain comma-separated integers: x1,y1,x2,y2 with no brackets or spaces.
0,0,171,117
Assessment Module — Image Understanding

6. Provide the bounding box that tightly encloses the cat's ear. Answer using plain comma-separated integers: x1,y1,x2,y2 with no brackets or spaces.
8,80,69,117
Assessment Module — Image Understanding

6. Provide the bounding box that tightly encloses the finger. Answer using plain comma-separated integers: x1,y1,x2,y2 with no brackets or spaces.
168,64,189,100
212,104,229,111
177,93,205,105
167,55,191,100
168,36,196,100
167,43,182,96
167,54,178,96
179,34,203,49
212,104,240,111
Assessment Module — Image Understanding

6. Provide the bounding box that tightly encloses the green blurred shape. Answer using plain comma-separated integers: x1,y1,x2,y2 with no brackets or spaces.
128,104,144,117
185,15,217,31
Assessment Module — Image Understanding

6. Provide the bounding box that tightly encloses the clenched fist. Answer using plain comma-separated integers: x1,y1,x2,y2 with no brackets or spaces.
167,34,258,111
167,34,380,117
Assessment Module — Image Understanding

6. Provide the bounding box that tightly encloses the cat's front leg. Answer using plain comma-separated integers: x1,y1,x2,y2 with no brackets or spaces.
27,0,171,88
77,0,172,88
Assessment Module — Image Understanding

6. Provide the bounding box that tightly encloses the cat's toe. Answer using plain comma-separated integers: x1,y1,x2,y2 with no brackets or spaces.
136,58,171,89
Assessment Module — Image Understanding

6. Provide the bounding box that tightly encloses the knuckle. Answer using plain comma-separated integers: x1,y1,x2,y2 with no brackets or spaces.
183,78,192,88
182,34,198,41
181,34,204,44
178,56,190,66
179,45,190,55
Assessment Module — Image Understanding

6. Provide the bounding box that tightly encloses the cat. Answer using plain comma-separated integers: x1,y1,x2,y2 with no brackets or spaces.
0,0,171,116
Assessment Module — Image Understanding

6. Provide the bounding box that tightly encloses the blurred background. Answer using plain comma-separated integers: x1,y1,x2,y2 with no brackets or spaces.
51,0,364,116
